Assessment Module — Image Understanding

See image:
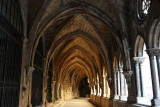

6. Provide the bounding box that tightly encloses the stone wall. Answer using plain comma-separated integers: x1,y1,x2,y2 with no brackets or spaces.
90,95,112,107
90,95,148,107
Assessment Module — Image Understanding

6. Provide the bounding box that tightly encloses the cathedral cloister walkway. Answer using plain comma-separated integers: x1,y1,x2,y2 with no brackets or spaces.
48,98,96,107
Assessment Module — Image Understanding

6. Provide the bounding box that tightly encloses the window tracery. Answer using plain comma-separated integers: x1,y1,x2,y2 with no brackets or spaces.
137,0,151,20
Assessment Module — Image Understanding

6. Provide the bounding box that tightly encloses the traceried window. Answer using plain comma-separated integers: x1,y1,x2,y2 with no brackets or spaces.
142,0,150,15
137,0,151,20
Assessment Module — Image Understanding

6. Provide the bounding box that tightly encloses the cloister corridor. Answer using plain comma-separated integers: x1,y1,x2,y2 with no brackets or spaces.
48,98,96,107
0,0,160,107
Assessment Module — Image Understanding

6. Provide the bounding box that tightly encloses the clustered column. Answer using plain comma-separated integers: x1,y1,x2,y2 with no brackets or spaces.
133,57,145,98
133,57,146,103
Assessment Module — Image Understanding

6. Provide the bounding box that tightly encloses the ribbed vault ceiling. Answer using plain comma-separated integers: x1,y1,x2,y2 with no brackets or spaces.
41,14,118,88
28,0,122,90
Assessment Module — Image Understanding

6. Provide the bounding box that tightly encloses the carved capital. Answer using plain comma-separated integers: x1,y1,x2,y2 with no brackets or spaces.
113,69,119,74
148,48,160,57
52,81,56,86
146,49,156,56
119,66,123,72
123,70,133,88
133,57,145,64
102,75,106,78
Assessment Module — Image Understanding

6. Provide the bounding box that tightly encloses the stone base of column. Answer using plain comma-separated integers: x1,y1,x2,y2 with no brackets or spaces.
119,96,127,101
127,96,136,103
151,98,160,106
40,102,45,107
103,94,106,97
136,97,150,105
28,103,32,107
114,95,119,99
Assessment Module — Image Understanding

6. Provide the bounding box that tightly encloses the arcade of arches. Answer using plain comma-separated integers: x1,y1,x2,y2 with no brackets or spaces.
0,0,160,107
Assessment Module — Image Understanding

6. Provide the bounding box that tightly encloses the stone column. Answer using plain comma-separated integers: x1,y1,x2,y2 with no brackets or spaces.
123,70,134,102
138,58,145,97
106,79,109,97
146,49,160,106
99,81,103,96
103,75,106,97
91,86,93,95
107,77,113,98
52,81,56,102
94,84,96,95
124,79,128,96
42,58,47,106
119,66,124,100
156,54,160,85
113,69,118,99
152,49,160,85
26,67,35,107
97,79,100,96
133,57,141,97
117,71,120,96
19,37,29,107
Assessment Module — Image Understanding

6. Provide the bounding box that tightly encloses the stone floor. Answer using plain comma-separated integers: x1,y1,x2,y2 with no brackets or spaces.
49,98,96,107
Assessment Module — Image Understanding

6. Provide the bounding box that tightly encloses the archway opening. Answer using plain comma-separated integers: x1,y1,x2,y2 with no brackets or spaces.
134,36,153,105
78,77,90,97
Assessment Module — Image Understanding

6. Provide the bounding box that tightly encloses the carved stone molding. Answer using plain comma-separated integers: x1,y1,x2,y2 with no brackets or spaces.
123,70,133,88
25,67,35,85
